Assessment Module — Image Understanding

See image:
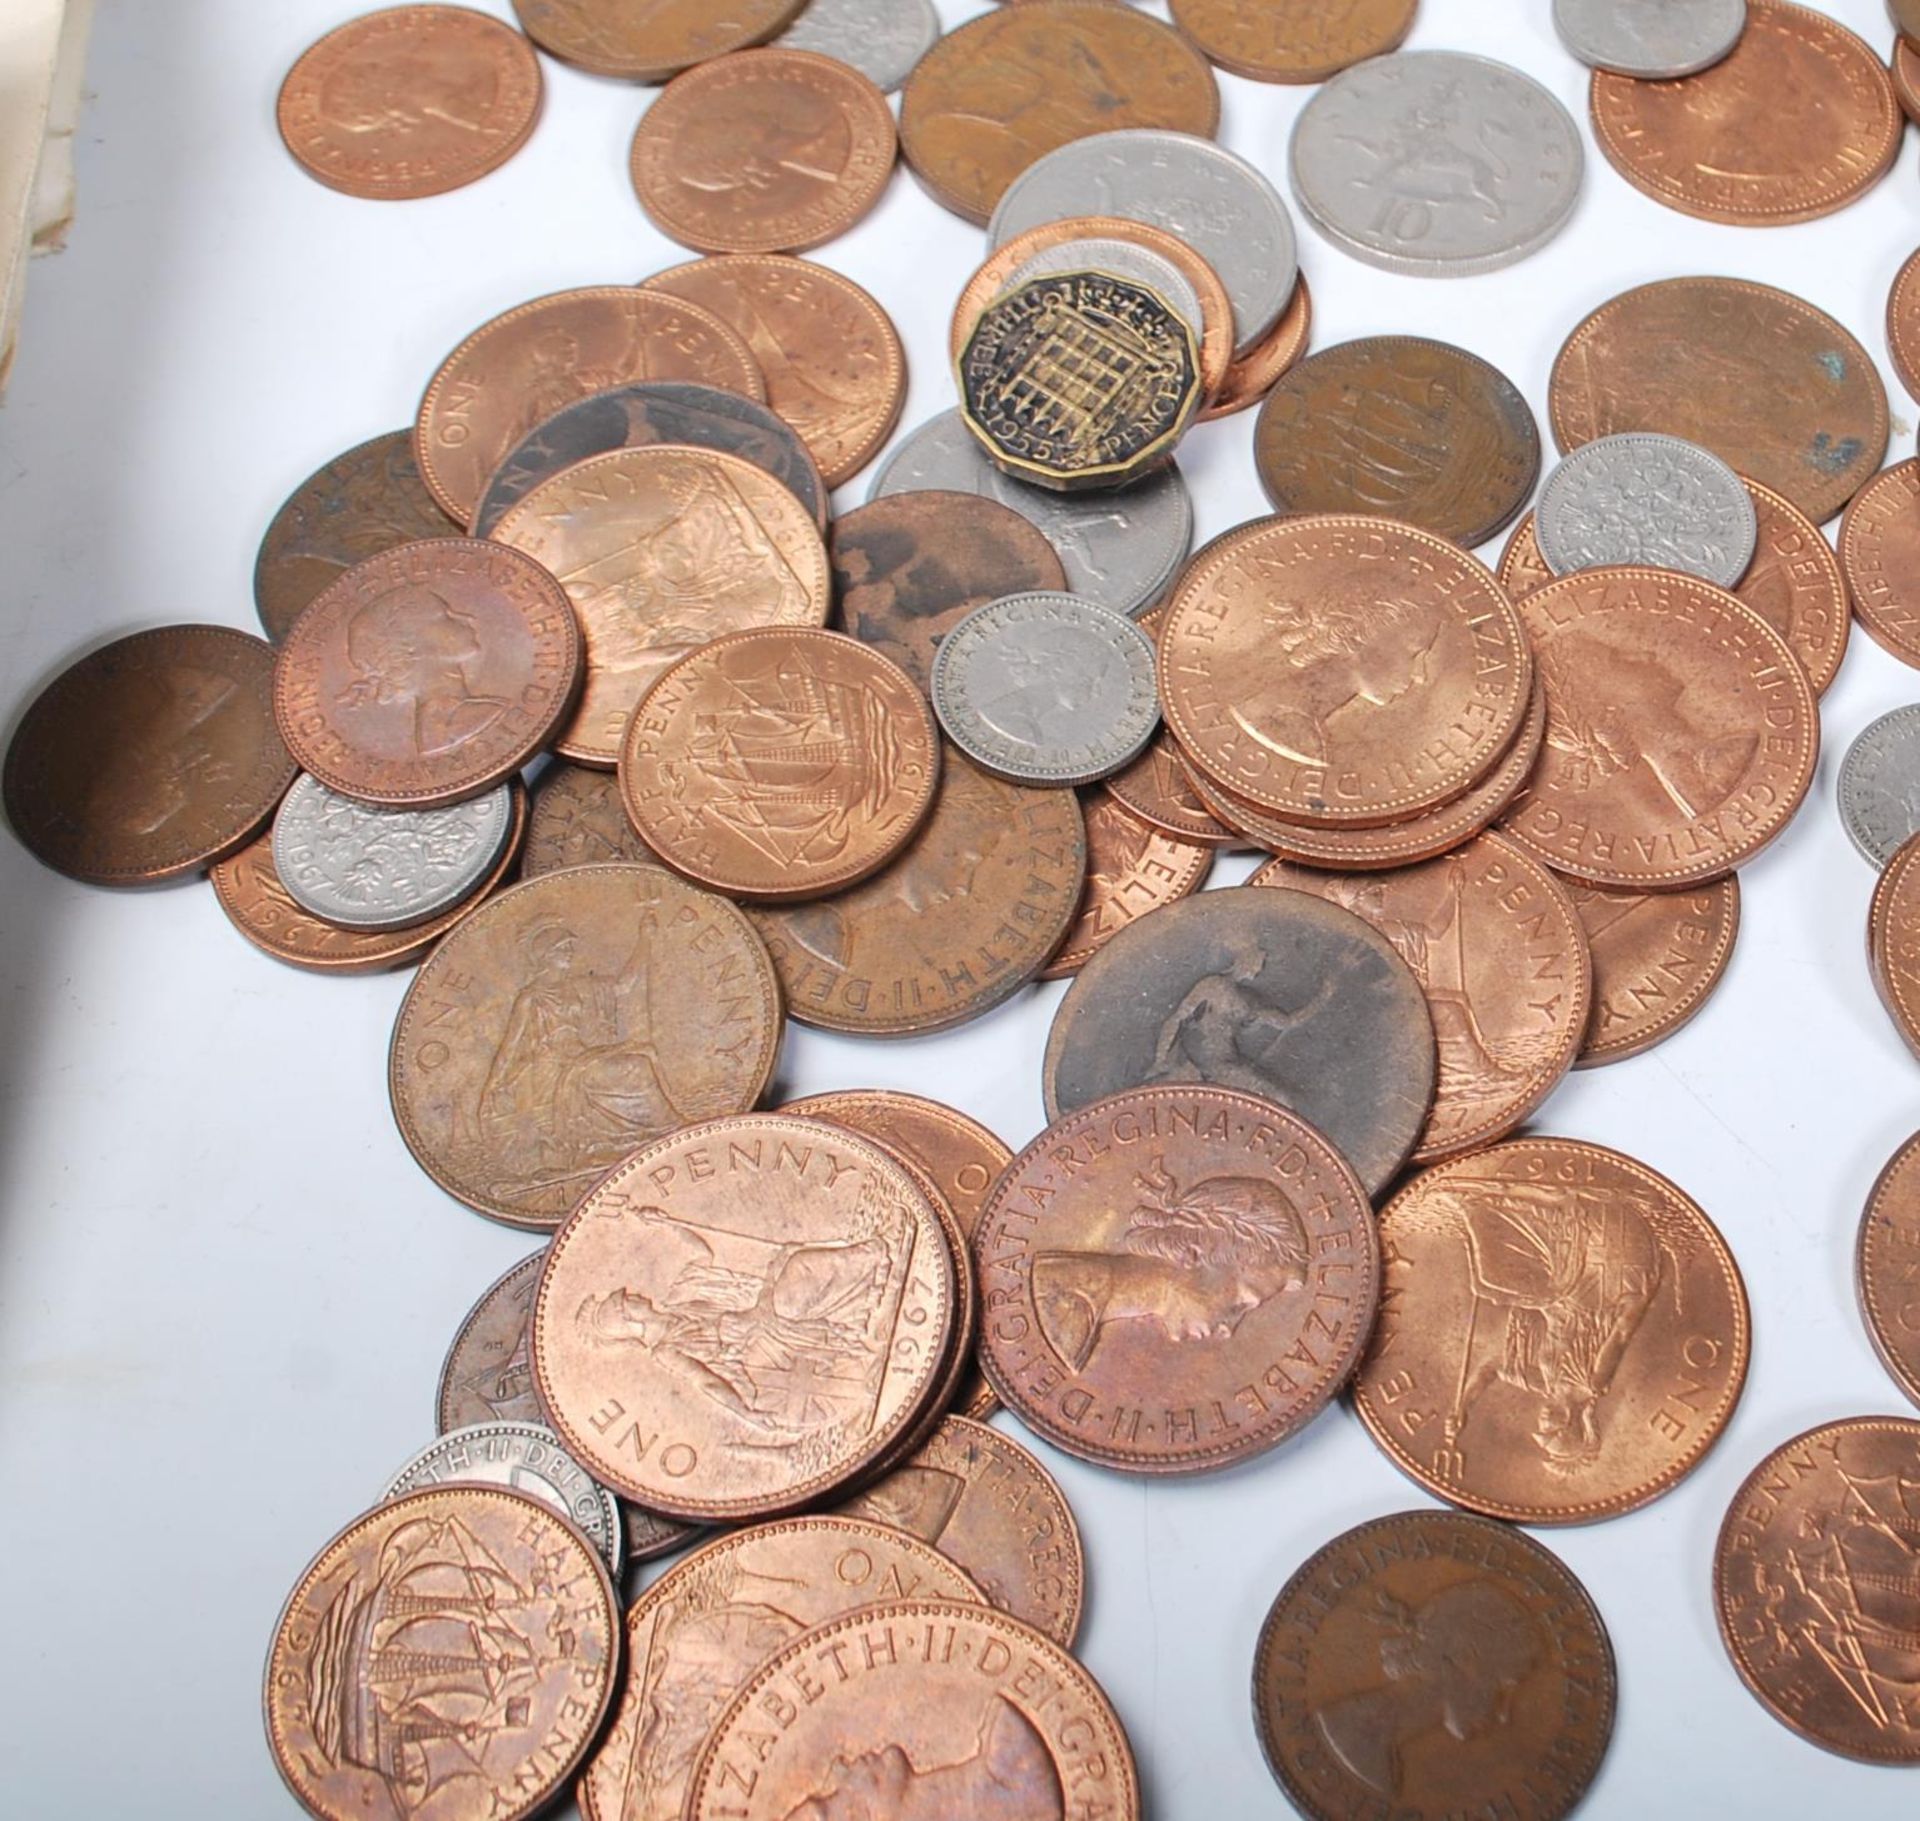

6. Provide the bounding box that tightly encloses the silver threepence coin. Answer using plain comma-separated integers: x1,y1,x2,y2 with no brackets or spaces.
775,0,940,93
1003,238,1205,341
870,409,1193,618
270,774,514,931
931,591,1160,786
1840,706,1920,867
1535,433,1757,588
1552,0,1746,79
1289,51,1584,277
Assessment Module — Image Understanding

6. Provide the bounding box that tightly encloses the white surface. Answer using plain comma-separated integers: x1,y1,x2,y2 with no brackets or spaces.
2,1,1919,1814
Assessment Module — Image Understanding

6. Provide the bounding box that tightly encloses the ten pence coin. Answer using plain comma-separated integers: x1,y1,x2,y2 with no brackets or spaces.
522,763,656,877
1839,459,1920,672
1170,0,1415,84
1042,794,1214,980
1569,876,1742,1067
1353,1138,1751,1523
510,0,805,82
1858,1132,1920,1409
1870,833,1920,1060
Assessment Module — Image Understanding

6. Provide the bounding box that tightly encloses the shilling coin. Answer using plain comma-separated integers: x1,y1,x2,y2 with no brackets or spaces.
1871,833,1920,1060
773,0,940,93
522,763,656,877
1857,1131,1920,1409
511,0,806,82
1570,877,1742,1067
1554,0,1746,78
1839,706,1920,867
1839,459,1920,671
1170,0,1416,86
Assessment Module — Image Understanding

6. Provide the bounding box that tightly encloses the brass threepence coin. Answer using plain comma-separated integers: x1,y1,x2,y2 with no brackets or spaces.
510,0,805,82
1042,794,1214,980
1859,1131,1920,1410
1840,459,1920,671
1170,0,1415,83
1871,833,1920,1061
522,763,656,876
1888,247,1920,403
1570,876,1742,1067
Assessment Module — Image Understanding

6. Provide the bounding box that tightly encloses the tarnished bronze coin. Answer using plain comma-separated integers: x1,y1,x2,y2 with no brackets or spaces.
263,1485,619,1821
7,626,295,886
747,746,1086,1036
1255,1510,1616,1821
1840,458,1920,671
643,256,905,487
1171,0,1414,82
1571,876,1741,1067
523,763,655,876
513,0,802,80
1206,271,1313,421
1859,1132,1920,1410
389,864,783,1229
1355,1138,1750,1523
1590,2,1899,226
489,444,831,767
1717,1417,1920,1762
1870,833,1920,1060
1254,337,1539,549
900,0,1220,225
1042,793,1214,980
1549,275,1888,523
277,5,543,201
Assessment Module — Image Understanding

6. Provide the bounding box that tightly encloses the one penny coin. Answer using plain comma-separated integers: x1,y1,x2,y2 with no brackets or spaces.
272,538,582,807
1859,1132,1920,1409
1205,271,1314,421
1171,0,1415,83
1255,1510,1616,1821
510,0,804,82
1570,876,1741,1067
7,626,295,886
1870,833,1920,1060
1840,458,1920,671
1889,248,1920,403
522,762,655,877
1357,1138,1751,1522
1042,794,1214,980
389,863,783,1228
277,6,542,201
629,51,896,256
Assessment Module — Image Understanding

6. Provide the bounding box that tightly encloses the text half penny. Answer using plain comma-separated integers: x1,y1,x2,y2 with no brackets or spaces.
388,864,784,1229
1254,1510,1616,1821
1859,1132,1920,1410
6,625,296,886
1570,876,1741,1067
1169,0,1415,83
1042,793,1214,980
1870,834,1920,1061
1354,1138,1751,1523
1840,458,1920,671
522,762,656,876
511,0,805,81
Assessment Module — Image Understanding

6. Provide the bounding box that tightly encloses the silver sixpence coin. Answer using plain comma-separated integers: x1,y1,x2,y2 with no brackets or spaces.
1840,706,1920,867
382,1420,626,1579
1535,433,1757,588
773,0,940,94
930,591,1160,786
1290,51,1584,277
1552,0,1746,79
869,409,1194,618
270,774,514,931
988,129,1298,355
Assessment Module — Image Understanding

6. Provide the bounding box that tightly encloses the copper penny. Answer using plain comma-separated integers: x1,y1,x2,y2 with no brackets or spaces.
643,255,906,487
389,863,783,1229
1204,271,1313,421
1895,37,1920,125
276,5,542,201
899,0,1220,226
746,745,1086,1037
1159,514,1533,825
262,1485,619,1821
1859,1132,1920,1410
1548,275,1888,524
1104,602,1241,846
1171,0,1415,83
1870,833,1920,1060
6,625,295,886
1889,248,1920,403
1840,457,1920,671
531,1113,954,1519
629,51,896,256
489,444,831,767
1254,1510,1617,1821
1042,793,1214,980
1355,1137,1751,1523
510,0,804,82
1570,875,1741,1067
523,762,656,876
415,287,763,528
1716,1416,1920,1762
576,1517,981,1821
1254,337,1539,549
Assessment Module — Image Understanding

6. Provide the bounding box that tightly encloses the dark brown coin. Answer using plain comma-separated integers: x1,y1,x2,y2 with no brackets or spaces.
1839,457,1920,671
1042,793,1215,979
511,0,805,81
1043,885,1436,1196
523,762,655,877
1254,336,1539,548
1859,1131,1920,1409
6,626,296,886
1571,876,1741,1067
1254,1510,1617,1821
1870,832,1920,1060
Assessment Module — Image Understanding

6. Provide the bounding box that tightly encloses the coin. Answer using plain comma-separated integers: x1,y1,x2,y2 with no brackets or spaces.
415,286,763,527
746,745,1086,1036
1253,336,1539,548
389,863,783,1228
1535,433,1757,588
773,0,938,91
1043,886,1436,1195
1590,2,1898,226
1872,834,1920,1059
643,255,905,487
1500,568,1818,890
1858,1132,1920,1409
489,444,831,766
1291,52,1583,276
1571,876,1741,1067
6,625,295,886
1554,0,1745,77
931,593,1160,786
1890,250,1920,406
1548,275,1888,523
1106,736,1239,847
272,538,582,808
1840,459,1920,671
1207,272,1313,420
523,763,656,876
621,627,939,901
1716,1417,1920,1762
1841,707,1920,866
263,1485,619,1821
1896,36,1920,125
1171,0,1415,83
276,6,542,201
1254,1510,1616,1821
510,0,805,81
899,0,1219,226
1042,795,1214,980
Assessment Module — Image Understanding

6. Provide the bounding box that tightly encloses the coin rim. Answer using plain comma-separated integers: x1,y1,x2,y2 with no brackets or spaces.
1857,1131,1920,1412
1572,873,1742,1068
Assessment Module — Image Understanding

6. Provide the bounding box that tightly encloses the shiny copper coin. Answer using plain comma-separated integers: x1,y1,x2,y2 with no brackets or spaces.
276,5,542,201
899,0,1220,226
1254,1510,1616,1821
1355,1138,1751,1523
1103,604,1239,846
523,762,655,876
489,444,831,767
1840,458,1920,671
1716,1417,1920,1761
1204,271,1313,421
1870,832,1920,1060
629,51,896,256
1895,37,1920,125
746,745,1086,1036
263,1485,619,1821
1889,249,1920,403
1548,275,1888,523
389,863,783,1228
6,625,295,886
1171,0,1415,83
643,255,905,487
1042,793,1214,980
1571,875,1741,1067
511,0,804,81
415,287,762,527
1859,1132,1920,1409
532,1113,954,1519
